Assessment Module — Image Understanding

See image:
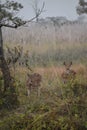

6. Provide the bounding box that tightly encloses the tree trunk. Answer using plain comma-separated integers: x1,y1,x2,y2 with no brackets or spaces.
0,27,12,92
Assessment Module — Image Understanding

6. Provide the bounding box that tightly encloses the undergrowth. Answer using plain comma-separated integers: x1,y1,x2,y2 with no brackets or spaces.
0,67,87,130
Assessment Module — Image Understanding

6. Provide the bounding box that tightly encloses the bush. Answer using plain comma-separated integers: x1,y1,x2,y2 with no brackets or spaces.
0,78,87,130
0,78,19,110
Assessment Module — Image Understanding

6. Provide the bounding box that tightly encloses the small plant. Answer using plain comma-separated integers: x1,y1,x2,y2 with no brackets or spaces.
6,46,23,77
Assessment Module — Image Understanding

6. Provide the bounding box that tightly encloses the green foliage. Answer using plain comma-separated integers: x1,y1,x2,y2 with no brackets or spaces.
77,0,87,15
0,45,87,130
0,0,24,27
0,75,19,110
0,114,31,130
0,88,19,110
0,74,87,130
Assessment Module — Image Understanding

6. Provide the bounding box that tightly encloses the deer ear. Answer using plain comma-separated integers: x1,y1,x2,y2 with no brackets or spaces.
70,61,72,65
70,61,72,66
63,62,66,66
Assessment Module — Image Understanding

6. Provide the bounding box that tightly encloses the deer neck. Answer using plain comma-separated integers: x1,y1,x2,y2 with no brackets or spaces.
66,69,71,74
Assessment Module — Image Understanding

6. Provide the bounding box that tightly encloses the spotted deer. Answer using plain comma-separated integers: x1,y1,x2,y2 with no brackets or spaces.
62,62,76,84
26,73,42,96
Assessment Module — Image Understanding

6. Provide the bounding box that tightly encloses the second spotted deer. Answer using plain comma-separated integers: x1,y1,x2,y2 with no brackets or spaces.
61,62,76,84
26,73,42,96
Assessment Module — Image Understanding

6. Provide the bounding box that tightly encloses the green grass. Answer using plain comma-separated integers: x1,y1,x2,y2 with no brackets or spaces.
0,64,87,130
0,42,87,130
5,42,87,67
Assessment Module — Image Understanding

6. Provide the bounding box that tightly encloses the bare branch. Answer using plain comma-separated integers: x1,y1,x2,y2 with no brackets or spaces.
39,1,45,14
1,23,16,28
1,12,42,28
31,0,45,22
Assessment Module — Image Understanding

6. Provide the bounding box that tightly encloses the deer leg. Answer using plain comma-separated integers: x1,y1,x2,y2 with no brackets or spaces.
27,86,31,96
27,89,30,96
37,87,41,97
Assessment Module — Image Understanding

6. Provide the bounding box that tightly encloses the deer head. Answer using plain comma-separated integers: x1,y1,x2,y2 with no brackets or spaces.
62,61,76,84
63,61,72,71
26,73,42,96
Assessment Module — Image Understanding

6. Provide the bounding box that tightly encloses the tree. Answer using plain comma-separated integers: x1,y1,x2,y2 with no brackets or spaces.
0,0,41,92
31,0,45,22
77,0,87,14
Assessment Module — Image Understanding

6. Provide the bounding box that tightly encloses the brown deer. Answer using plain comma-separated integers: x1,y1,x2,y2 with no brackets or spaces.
62,62,76,84
26,73,42,96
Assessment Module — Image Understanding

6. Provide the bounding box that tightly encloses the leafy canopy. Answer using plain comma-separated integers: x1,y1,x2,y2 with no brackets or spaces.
77,0,87,14
0,0,25,28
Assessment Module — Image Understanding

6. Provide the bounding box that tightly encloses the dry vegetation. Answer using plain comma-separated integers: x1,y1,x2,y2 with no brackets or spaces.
0,44,87,129
0,22,87,129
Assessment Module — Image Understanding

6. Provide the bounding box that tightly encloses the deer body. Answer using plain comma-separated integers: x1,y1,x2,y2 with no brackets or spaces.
62,62,76,84
26,73,42,96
